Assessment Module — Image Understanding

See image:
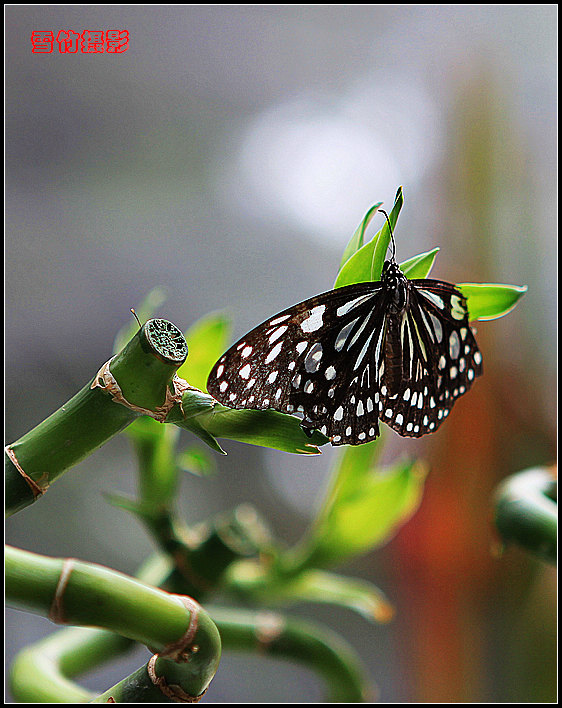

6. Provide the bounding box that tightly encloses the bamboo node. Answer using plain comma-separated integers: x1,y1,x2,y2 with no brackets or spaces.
148,654,208,703
5,445,48,498
91,359,190,422
48,558,75,624
158,595,201,661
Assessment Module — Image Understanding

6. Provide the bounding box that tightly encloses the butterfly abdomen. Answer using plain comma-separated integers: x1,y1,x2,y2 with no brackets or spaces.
383,313,404,396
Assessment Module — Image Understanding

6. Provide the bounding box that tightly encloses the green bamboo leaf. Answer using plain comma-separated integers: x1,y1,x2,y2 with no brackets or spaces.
370,186,403,281
225,561,394,623
177,444,218,477
318,439,384,514
178,387,217,418
399,247,440,279
103,492,154,520
296,457,427,568
163,388,226,453
178,311,232,391
339,202,383,271
285,569,395,624
169,389,328,455
334,187,403,289
196,405,328,455
457,282,528,321
180,416,227,455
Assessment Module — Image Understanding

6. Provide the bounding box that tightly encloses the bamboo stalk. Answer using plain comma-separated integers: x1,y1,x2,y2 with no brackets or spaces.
5,546,221,701
209,606,373,702
5,319,188,516
493,466,557,564
8,550,373,702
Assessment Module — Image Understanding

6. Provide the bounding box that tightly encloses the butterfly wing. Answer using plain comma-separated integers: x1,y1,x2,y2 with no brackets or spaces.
207,281,388,443
207,277,483,445
378,279,483,437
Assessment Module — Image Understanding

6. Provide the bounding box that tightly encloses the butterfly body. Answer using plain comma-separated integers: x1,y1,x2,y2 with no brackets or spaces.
207,255,482,446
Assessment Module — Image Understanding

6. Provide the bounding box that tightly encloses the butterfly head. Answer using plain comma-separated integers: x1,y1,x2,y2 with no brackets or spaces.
381,258,405,284
381,259,408,312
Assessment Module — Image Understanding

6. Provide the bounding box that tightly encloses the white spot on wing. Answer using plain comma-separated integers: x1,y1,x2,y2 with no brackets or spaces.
336,292,375,317
335,317,359,351
450,294,466,320
265,341,283,363
301,305,326,333
428,311,443,343
269,314,291,326
449,331,460,359
419,289,445,309
305,343,323,372
269,325,288,344
353,328,376,370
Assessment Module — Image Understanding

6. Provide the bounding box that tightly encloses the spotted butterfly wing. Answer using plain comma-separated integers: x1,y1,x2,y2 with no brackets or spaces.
207,261,482,445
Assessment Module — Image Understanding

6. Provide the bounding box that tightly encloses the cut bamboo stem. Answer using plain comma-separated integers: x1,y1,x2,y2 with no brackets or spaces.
5,319,188,516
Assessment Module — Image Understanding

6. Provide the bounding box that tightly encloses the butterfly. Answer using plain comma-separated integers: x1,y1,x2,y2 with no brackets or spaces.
207,211,483,445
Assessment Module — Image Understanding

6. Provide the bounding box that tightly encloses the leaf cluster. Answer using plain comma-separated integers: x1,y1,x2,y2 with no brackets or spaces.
112,187,526,620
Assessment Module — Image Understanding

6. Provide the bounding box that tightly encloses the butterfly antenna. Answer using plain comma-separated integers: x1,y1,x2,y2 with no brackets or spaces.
379,209,396,261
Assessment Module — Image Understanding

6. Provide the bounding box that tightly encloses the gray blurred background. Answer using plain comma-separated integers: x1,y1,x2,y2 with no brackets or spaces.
5,5,557,703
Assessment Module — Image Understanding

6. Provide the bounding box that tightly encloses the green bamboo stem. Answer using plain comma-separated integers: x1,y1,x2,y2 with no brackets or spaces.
5,319,188,516
137,505,270,599
9,627,132,703
493,466,557,564
5,546,221,700
209,606,373,702
91,654,216,703
8,551,372,702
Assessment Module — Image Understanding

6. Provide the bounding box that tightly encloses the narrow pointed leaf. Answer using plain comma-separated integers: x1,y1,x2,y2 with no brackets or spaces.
370,186,403,281
334,186,403,289
295,457,427,569
457,282,528,321
179,416,227,455
169,389,328,455
339,202,383,271
177,445,218,477
288,569,395,624
225,561,394,623
399,247,440,279
196,405,328,455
